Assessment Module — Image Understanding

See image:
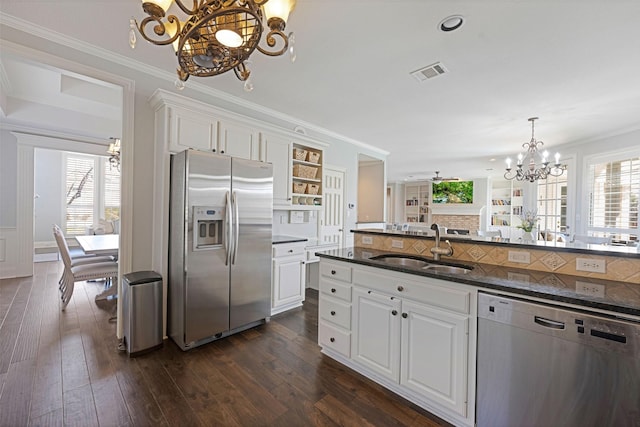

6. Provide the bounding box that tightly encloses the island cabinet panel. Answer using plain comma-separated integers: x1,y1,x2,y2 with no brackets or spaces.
400,300,469,417
351,287,401,381
318,259,477,427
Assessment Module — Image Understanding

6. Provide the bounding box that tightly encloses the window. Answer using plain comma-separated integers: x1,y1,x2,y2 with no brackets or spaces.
537,170,569,237
64,153,120,235
586,154,639,243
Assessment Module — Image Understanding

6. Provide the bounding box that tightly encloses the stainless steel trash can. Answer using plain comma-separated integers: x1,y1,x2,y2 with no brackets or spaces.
122,271,163,356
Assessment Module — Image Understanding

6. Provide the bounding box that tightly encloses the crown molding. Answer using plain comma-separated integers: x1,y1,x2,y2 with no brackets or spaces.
0,12,389,157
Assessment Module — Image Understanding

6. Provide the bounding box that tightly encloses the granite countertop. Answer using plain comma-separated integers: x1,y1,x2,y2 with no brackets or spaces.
272,235,308,245
316,247,640,318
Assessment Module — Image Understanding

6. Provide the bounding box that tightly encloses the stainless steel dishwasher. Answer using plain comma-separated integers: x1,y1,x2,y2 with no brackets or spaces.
477,292,640,427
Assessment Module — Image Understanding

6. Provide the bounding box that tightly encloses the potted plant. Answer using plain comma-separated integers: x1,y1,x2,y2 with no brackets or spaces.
517,210,539,242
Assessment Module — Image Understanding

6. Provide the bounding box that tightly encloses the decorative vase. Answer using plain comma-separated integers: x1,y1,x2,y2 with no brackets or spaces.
522,231,534,242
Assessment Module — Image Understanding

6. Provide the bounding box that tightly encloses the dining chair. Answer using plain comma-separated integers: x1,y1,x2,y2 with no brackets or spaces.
52,225,114,292
52,225,119,310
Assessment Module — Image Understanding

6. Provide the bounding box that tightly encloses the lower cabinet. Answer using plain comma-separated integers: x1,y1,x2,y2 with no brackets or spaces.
318,258,476,427
271,241,306,315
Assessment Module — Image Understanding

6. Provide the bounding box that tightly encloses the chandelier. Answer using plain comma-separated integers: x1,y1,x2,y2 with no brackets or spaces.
107,138,121,170
129,0,297,91
504,117,566,182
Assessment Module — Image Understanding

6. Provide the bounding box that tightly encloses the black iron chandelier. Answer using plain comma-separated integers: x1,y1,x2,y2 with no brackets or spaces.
504,117,566,182
130,0,297,91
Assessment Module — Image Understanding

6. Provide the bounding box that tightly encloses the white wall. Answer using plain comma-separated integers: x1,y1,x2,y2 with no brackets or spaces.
0,130,18,227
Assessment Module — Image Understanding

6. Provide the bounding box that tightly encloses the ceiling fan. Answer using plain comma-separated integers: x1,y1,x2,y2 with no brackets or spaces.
431,171,460,182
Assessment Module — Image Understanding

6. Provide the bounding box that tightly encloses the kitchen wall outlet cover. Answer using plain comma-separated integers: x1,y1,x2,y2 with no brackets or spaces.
508,251,530,264
289,211,305,224
575,281,605,298
362,236,373,245
576,258,606,273
391,239,404,249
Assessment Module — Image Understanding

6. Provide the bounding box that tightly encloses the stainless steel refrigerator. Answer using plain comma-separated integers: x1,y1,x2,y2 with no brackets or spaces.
168,149,273,350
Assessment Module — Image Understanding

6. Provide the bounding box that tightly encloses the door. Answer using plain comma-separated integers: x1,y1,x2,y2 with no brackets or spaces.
260,133,292,207
272,256,305,308
400,300,469,417
320,166,345,248
351,287,401,381
230,158,273,329
219,120,259,159
183,151,231,343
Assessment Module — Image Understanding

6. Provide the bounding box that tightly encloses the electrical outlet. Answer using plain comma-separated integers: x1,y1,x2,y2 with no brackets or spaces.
362,236,373,245
575,281,605,298
508,251,530,264
576,258,606,273
391,239,404,249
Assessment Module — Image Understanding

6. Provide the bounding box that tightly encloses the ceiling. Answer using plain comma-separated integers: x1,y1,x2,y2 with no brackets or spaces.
1,1,640,182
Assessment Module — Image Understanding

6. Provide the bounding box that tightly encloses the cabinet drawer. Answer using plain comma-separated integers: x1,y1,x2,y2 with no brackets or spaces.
354,269,470,314
273,242,306,258
319,322,350,357
319,297,351,329
319,279,351,303
320,262,352,283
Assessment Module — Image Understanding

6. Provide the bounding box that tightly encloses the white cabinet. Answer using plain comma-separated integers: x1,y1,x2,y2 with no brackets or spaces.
318,259,476,427
351,287,401,381
291,143,323,209
260,133,292,207
400,300,469,417
218,120,259,159
271,241,306,315
318,260,353,358
170,107,218,152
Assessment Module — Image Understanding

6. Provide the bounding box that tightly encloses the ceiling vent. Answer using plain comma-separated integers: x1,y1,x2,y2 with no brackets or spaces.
410,62,448,82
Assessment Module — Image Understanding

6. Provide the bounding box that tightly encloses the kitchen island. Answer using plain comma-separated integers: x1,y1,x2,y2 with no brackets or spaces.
315,242,639,427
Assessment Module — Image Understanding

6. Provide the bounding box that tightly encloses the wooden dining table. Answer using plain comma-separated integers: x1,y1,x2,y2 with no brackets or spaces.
75,234,119,301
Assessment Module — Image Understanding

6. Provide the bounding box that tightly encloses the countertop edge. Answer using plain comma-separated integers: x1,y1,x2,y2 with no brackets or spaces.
317,251,640,318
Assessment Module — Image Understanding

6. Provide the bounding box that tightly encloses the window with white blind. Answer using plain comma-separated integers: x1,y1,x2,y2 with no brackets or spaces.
586,154,639,243
64,153,120,235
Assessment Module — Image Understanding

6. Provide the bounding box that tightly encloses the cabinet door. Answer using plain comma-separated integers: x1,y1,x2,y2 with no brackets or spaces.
272,256,305,308
351,287,401,381
170,108,217,152
218,120,259,159
261,134,292,207
400,300,469,417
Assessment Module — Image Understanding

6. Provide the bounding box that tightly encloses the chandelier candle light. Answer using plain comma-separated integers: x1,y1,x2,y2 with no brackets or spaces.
504,117,566,182
130,0,297,92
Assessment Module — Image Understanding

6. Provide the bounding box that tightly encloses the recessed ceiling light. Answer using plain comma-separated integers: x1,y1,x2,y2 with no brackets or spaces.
439,15,465,32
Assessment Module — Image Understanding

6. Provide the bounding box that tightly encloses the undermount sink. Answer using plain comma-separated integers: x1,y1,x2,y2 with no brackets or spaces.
369,254,431,268
422,264,473,275
369,254,473,274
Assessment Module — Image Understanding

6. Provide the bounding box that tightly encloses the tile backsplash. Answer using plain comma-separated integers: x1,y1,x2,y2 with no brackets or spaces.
354,233,640,284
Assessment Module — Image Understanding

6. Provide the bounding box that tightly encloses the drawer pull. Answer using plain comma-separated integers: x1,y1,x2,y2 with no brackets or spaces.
331,270,336,275
288,249,294,253
397,285,404,292
392,310,398,316
331,288,336,293
330,310,336,316
402,313,408,319
330,337,335,343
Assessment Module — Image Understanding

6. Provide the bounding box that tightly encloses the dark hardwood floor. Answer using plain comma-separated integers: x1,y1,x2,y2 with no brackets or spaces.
0,261,451,426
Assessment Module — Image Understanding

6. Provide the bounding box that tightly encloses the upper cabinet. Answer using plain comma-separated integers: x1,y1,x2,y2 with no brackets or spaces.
404,183,431,224
218,120,259,160
260,132,292,208
170,107,218,153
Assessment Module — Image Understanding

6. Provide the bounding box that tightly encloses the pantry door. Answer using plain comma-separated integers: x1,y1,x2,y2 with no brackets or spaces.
319,166,345,248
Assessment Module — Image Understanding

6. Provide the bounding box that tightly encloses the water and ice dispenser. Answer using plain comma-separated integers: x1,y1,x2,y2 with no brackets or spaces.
193,206,223,250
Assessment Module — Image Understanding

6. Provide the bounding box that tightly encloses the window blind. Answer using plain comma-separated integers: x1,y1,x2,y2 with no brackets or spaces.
587,156,639,241
103,159,121,221
65,155,95,235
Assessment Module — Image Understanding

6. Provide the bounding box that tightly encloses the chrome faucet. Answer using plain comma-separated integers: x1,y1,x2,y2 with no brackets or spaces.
430,223,454,261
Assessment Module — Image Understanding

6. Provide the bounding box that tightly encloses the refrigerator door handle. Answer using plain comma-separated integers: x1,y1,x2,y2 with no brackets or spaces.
225,191,232,266
232,191,240,264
